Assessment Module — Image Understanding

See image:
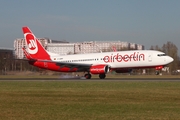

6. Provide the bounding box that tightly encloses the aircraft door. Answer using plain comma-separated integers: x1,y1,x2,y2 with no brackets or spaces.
148,53,152,62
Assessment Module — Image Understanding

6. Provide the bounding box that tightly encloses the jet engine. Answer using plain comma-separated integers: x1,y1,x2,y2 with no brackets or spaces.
90,65,110,74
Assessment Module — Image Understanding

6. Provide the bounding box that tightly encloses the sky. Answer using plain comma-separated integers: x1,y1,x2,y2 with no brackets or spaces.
0,0,180,53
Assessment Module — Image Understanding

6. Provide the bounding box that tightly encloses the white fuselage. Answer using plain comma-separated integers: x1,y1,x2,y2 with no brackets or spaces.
50,50,173,69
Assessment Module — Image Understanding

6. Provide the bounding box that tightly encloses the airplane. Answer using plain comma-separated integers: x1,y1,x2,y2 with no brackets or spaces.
22,26,174,79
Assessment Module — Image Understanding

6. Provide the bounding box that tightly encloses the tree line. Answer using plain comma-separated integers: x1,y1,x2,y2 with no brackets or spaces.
150,41,179,74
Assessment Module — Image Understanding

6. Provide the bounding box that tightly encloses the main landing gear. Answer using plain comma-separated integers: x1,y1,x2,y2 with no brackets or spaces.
84,73,106,79
84,73,92,79
99,74,106,79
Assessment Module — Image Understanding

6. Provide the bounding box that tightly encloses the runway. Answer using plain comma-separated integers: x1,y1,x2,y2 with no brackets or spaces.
0,77,180,81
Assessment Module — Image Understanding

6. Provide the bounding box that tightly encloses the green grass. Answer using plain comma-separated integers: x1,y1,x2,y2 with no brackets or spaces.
0,81,180,120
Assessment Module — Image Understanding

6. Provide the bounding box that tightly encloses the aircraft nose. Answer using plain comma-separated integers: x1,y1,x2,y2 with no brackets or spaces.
168,56,174,63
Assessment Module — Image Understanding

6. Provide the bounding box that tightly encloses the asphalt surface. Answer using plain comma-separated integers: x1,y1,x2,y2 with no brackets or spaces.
0,77,180,81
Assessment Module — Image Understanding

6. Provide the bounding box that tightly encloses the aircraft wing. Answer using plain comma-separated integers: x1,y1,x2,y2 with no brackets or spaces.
56,61,92,68
36,59,93,71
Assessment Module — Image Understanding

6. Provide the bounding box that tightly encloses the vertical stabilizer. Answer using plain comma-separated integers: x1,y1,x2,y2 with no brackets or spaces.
22,27,51,60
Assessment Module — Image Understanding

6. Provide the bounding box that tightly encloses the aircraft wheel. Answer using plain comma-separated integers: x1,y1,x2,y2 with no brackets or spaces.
155,71,160,75
84,74,91,79
99,74,106,79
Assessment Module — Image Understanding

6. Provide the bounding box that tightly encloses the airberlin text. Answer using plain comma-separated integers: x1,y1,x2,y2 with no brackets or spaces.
103,52,145,63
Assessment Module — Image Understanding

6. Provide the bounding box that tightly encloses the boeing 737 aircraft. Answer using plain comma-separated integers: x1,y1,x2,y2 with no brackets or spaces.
22,26,174,79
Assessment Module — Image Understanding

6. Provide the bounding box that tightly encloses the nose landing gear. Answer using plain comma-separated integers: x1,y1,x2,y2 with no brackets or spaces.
155,70,160,75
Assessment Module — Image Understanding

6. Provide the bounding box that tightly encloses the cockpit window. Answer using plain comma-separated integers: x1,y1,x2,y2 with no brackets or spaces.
157,54,166,56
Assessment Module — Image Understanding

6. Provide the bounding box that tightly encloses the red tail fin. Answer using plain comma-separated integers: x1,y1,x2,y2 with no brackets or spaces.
22,27,51,60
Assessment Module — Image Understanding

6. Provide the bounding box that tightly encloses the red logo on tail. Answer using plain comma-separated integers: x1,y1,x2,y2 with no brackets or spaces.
25,33,38,54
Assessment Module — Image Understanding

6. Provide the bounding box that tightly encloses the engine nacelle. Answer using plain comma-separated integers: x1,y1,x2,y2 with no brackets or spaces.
90,65,109,74
115,68,132,73
155,66,163,70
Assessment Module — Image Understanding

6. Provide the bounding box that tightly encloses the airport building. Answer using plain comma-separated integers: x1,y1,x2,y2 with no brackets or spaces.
14,38,144,59
14,38,69,59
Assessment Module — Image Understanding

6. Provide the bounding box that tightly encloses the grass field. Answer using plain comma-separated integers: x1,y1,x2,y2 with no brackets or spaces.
0,81,180,120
